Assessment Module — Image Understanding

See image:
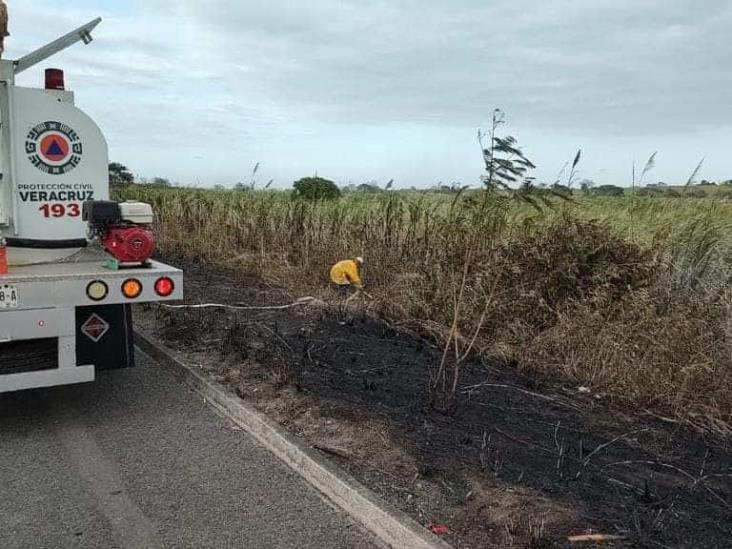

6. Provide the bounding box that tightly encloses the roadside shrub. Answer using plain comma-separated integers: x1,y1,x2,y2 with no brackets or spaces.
481,219,657,343
636,187,664,197
718,188,732,200
292,176,341,200
519,293,732,429
515,216,732,430
683,188,707,199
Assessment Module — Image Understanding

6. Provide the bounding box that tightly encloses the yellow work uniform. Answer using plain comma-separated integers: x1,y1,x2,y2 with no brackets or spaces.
330,260,363,288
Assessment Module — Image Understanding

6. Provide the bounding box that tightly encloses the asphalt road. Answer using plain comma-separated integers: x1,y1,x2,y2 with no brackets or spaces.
0,352,380,549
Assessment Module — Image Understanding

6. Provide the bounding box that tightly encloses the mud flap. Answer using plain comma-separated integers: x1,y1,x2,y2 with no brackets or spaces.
75,304,135,369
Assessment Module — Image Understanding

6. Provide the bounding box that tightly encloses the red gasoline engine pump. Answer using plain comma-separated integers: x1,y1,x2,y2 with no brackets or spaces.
83,200,155,265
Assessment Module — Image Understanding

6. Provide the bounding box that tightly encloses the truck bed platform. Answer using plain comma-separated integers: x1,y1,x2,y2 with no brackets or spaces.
6,248,174,281
0,248,183,310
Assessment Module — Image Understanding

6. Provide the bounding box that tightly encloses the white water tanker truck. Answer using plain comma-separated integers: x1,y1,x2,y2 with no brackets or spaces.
0,18,183,392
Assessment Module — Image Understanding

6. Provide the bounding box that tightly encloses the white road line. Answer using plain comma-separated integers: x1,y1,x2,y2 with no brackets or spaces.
53,420,164,549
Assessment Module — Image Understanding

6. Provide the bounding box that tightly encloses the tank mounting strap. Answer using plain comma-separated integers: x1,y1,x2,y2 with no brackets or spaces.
5,238,88,249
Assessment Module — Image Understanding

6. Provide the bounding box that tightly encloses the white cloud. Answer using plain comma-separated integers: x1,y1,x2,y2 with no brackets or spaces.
141,0,732,132
3,0,731,186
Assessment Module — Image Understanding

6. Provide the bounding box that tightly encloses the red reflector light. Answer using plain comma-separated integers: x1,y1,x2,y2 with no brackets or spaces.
45,68,65,91
154,277,174,297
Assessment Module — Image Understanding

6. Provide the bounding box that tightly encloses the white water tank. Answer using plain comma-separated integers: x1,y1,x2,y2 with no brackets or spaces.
0,84,109,265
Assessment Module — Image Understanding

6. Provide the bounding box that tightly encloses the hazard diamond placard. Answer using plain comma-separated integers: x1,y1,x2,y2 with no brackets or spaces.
80,313,109,343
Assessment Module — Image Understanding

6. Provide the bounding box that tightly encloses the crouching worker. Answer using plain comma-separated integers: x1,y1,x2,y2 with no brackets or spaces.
330,256,364,294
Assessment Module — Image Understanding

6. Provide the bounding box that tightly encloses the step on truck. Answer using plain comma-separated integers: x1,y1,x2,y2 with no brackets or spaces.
0,17,183,392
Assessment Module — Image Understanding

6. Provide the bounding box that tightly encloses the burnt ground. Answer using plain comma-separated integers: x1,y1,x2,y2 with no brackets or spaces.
135,259,732,549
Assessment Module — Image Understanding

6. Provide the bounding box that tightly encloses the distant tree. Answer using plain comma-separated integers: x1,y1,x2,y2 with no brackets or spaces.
579,178,595,194
150,177,172,187
351,179,394,193
593,184,625,197
721,180,732,186
432,182,466,194
698,179,717,186
356,182,383,193
213,184,225,190
109,162,134,186
292,176,341,200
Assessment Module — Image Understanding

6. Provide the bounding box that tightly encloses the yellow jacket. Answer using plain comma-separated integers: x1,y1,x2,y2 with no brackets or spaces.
330,259,363,288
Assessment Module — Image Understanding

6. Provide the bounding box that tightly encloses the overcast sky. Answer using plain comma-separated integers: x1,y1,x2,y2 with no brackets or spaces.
7,0,732,188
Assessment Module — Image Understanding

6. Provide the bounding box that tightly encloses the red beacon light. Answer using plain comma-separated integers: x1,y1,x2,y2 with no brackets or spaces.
45,68,65,91
154,277,175,297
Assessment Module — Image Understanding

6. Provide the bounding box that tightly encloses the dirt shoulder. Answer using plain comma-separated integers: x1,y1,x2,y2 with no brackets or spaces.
135,259,732,549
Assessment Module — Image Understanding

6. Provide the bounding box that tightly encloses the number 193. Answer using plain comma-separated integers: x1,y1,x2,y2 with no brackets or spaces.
38,203,81,218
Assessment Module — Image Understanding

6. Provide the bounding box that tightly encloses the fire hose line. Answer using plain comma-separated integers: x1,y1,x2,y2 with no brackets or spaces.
158,290,374,312
158,297,316,311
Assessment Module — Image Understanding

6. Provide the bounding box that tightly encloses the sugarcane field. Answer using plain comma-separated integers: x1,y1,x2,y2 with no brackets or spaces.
1,2,731,549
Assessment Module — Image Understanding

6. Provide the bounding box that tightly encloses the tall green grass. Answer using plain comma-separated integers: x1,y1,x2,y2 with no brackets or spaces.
117,186,732,431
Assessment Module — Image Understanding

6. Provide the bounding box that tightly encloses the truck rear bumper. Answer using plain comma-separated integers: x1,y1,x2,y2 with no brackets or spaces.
0,251,182,393
1,252,183,309
0,306,96,394
0,365,94,393
0,303,134,393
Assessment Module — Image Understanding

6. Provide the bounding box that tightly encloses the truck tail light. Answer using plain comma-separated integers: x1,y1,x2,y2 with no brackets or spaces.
154,277,174,297
121,279,143,299
86,280,108,301
45,68,66,91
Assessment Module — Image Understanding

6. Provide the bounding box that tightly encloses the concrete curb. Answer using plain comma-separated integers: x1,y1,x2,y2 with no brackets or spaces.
135,330,454,549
